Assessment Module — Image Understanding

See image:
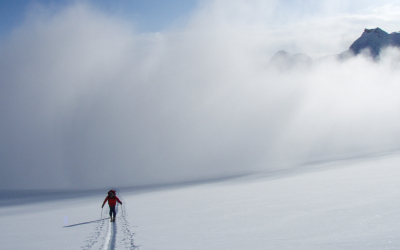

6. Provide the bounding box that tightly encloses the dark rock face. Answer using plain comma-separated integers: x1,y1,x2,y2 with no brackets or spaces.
349,27,400,57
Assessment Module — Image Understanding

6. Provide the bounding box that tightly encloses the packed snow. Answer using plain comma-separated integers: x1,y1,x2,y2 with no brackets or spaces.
1,153,400,249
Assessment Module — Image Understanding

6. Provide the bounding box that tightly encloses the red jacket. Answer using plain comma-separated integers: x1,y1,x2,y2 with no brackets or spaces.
102,196,122,207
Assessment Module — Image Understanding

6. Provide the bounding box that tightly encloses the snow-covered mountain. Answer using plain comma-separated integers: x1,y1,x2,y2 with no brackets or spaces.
349,27,400,57
270,27,400,65
268,50,313,69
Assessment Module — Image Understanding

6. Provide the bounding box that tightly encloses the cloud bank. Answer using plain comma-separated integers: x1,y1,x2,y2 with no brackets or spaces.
2,0,400,189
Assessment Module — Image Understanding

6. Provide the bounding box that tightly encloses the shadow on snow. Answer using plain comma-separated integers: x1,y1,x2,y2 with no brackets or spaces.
63,218,108,228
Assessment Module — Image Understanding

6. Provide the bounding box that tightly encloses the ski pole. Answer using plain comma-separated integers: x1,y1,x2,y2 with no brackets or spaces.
101,207,103,220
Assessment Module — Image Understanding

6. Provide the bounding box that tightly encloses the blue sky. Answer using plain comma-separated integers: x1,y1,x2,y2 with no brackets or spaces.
0,0,198,38
1,0,400,40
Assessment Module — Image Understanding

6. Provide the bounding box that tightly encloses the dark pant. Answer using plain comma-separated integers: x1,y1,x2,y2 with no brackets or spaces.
109,206,116,218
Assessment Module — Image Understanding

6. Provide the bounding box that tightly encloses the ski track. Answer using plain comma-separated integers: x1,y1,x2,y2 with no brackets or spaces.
118,193,139,250
82,211,107,250
103,218,116,250
82,191,138,250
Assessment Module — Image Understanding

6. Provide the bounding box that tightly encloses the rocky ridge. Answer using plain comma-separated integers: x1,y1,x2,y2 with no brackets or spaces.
269,27,400,68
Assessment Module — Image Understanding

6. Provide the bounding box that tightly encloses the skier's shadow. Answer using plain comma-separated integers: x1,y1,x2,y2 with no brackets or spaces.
63,218,108,228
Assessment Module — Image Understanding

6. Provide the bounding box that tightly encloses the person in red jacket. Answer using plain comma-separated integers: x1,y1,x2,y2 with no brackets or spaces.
102,190,122,222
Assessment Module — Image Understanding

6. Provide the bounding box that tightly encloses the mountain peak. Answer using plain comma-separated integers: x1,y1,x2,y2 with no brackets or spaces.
270,28,400,65
363,27,387,35
349,27,400,57
268,50,312,70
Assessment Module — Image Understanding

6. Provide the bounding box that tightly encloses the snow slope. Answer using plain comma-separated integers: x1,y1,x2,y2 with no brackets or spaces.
1,153,400,249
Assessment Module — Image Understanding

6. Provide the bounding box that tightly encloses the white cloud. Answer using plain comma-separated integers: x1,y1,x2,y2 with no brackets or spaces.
1,1,400,189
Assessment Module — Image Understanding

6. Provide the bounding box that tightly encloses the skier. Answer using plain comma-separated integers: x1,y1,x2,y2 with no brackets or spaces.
102,190,122,222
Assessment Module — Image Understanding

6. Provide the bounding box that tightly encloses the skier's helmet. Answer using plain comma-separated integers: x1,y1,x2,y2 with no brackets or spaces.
108,190,115,197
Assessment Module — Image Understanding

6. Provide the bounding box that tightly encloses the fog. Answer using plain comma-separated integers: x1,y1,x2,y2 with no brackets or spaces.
2,0,400,189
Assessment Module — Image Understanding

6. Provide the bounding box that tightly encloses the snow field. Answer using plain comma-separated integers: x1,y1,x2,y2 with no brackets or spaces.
0,195,103,249
0,193,137,250
127,154,400,249
1,153,400,249
83,198,137,250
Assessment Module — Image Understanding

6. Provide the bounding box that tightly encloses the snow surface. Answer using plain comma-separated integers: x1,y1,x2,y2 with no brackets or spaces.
1,153,400,249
